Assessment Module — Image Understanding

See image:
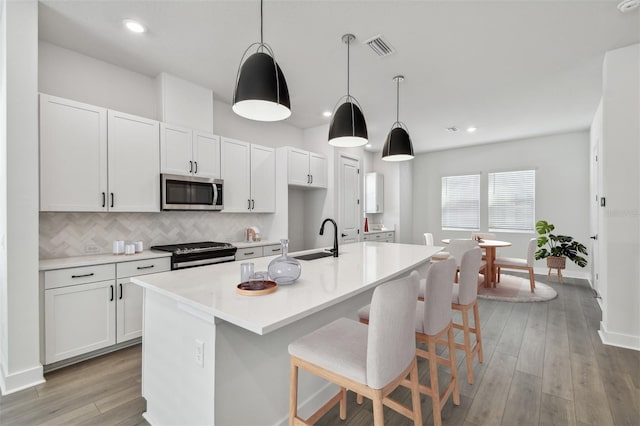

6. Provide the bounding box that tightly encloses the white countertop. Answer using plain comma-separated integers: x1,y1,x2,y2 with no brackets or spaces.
132,242,443,335
39,250,172,271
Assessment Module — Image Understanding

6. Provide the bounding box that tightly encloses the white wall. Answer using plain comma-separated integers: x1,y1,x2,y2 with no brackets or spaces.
38,41,157,120
1,0,44,394
599,43,640,350
412,131,591,276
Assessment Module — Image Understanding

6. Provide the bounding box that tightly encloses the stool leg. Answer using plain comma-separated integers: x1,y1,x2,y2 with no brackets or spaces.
462,306,474,384
339,387,347,420
409,357,423,426
289,361,298,426
429,338,442,426
372,390,385,426
448,325,460,405
473,301,484,363
558,268,563,283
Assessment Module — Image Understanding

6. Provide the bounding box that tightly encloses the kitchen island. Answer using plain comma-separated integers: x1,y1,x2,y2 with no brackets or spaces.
131,242,442,426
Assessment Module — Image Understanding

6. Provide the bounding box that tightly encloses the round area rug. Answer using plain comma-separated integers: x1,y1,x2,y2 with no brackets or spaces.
476,274,557,302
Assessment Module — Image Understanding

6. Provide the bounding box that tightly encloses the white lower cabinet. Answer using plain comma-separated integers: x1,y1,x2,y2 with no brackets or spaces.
44,258,170,365
45,279,116,364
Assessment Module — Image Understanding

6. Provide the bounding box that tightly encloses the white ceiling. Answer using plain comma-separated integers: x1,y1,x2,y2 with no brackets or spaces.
38,0,639,154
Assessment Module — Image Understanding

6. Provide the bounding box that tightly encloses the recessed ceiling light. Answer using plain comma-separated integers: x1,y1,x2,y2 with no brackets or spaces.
466,126,477,133
366,144,372,148
123,19,146,34
322,111,332,117
446,127,458,133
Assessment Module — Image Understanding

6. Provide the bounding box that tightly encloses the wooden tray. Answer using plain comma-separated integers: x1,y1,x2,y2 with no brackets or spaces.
236,280,278,296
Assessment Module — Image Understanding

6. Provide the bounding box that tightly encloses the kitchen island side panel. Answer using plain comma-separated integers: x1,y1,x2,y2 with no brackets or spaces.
215,288,376,426
142,290,216,425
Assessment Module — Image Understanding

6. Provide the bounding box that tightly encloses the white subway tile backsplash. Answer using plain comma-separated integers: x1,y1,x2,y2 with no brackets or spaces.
40,212,269,259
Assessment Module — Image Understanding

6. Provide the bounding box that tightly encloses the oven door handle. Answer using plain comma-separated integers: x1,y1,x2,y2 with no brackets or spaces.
213,183,218,207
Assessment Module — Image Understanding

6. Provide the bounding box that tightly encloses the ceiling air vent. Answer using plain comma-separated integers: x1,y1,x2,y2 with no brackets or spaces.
363,35,395,57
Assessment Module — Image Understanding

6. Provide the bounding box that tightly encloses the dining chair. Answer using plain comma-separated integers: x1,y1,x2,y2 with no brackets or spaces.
288,272,422,426
358,260,460,426
447,239,487,286
494,237,537,293
423,232,449,261
449,247,484,384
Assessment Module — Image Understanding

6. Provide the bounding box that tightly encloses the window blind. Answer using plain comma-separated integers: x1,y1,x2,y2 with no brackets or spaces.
488,170,535,232
441,174,480,230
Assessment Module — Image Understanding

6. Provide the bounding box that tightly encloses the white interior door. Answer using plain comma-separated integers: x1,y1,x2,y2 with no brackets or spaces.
590,142,601,296
338,154,360,244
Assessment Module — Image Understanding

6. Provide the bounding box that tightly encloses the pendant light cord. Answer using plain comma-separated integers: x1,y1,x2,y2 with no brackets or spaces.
396,77,400,123
346,37,350,97
260,0,264,45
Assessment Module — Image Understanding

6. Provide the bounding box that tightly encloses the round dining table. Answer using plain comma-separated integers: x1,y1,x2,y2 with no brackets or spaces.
441,239,511,287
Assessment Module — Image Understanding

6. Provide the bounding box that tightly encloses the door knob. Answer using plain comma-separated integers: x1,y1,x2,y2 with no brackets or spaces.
341,233,347,237
590,235,598,240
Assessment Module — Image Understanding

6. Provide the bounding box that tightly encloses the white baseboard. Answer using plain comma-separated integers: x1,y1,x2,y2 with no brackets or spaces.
598,321,640,351
0,361,45,395
273,382,338,426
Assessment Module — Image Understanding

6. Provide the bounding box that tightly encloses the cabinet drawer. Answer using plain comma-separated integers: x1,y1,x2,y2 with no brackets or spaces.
117,257,171,278
385,232,395,242
236,247,263,260
262,244,282,256
45,264,115,290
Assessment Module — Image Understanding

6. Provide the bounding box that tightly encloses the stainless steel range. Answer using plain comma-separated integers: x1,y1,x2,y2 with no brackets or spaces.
151,241,237,270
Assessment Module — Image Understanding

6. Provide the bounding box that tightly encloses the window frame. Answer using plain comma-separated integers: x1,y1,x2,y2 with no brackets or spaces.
441,173,481,231
487,169,536,233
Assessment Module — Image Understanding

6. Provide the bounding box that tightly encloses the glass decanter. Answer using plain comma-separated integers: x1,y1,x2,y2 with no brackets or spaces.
267,239,301,285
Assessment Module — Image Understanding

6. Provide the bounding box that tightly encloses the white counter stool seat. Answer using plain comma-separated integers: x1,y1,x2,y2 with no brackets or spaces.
424,232,449,260
358,259,460,426
448,248,484,384
288,272,422,426
494,238,537,293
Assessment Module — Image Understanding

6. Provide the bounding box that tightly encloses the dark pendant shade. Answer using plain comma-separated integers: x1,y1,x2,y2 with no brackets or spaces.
382,127,414,161
233,52,291,122
328,101,368,147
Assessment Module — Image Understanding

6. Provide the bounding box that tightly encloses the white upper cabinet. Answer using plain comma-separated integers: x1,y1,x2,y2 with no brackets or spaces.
108,110,160,212
250,144,276,213
40,94,108,211
160,123,192,175
220,137,275,213
40,94,160,212
286,147,327,189
309,152,328,188
160,123,220,178
193,131,221,178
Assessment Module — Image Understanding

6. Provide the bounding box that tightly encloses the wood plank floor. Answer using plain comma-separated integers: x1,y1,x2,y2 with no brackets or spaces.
1,275,638,425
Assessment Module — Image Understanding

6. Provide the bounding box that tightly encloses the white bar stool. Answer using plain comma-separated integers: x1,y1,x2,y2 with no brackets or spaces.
288,271,422,426
359,259,461,426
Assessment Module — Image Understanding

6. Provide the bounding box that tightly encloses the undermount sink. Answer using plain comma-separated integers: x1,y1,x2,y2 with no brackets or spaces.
293,251,334,261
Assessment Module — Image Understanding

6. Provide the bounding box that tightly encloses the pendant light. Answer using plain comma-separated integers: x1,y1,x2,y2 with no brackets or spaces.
382,75,414,161
232,0,291,122
328,34,368,147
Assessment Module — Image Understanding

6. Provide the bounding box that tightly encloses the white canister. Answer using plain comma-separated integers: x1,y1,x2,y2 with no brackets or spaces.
134,241,144,253
113,240,125,255
125,244,135,255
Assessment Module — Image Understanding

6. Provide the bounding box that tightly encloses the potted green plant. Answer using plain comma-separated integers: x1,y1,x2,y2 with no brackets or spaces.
535,220,588,269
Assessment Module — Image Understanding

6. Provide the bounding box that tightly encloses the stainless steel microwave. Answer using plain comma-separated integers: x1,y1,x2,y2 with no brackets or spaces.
161,174,223,211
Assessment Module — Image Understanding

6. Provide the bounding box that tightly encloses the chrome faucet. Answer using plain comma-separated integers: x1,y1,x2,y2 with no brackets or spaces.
319,218,339,257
